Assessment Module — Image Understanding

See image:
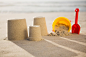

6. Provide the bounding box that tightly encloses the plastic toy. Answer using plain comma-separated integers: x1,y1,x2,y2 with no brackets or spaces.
72,8,80,34
52,17,71,32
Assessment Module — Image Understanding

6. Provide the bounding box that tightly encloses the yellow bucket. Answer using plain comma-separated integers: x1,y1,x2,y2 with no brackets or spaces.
52,17,71,32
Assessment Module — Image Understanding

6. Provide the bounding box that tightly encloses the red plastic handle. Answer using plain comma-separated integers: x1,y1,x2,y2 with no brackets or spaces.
75,8,79,24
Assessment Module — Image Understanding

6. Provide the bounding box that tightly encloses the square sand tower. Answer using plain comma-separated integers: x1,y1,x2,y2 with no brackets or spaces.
8,19,28,40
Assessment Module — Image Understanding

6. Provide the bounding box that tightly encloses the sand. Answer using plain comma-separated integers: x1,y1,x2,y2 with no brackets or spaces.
47,24,70,36
0,12,86,40
28,25,43,41
0,12,86,57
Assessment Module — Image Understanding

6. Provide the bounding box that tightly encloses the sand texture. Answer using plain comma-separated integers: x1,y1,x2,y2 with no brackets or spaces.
34,17,48,36
8,19,28,40
47,24,70,36
0,12,86,57
28,25,43,41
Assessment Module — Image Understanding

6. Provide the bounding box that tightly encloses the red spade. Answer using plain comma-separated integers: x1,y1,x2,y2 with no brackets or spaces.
72,8,80,34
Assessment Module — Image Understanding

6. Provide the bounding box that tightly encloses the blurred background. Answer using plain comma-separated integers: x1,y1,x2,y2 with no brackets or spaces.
0,0,86,13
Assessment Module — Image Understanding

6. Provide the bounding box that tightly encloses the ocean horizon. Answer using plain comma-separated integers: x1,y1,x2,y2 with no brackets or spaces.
0,0,86,13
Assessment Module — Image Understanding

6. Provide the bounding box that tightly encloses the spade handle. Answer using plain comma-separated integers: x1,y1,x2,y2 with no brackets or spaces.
75,8,79,24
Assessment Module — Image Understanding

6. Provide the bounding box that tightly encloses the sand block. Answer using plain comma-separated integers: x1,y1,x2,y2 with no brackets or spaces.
34,17,48,36
8,19,28,40
28,25,43,41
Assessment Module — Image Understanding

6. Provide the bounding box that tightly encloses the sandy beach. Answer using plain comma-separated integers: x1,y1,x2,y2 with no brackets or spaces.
0,12,86,57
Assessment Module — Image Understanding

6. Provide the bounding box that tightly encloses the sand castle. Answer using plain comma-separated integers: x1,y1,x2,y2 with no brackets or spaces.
28,25,43,41
28,17,48,41
7,17,48,41
7,17,71,41
8,19,28,40
34,17,48,36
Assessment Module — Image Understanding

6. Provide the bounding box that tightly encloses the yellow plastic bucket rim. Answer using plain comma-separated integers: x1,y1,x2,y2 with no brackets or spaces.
52,17,71,32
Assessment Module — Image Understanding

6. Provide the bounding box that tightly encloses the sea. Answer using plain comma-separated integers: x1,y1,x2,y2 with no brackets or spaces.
0,0,86,13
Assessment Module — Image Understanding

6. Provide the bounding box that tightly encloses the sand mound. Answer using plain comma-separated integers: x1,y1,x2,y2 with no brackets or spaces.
47,24,71,37
28,26,43,41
